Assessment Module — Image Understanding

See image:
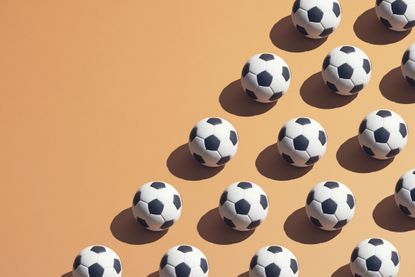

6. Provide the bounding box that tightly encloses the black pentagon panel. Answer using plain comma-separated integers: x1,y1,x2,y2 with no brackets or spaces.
411,188,415,201
73,255,82,269
376,110,392,117
200,258,209,273
320,27,334,37
359,120,367,134
380,17,392,28
333,2,341,17
219,191,228,206
306,156,319,165
269,92,283,101
322,198,337,214
376,0,383,5
404,20,415,29
250,255,258,270
265,263,281,276
237,181,252,189
173,195,182,209
89,263,105,277
366,256,382,271
282,66,290,81
362,145,375,156
246,89,258,100
338,63,354,79
310,216,322,227
217,156,230,165
282,152,295,164
395,179,403,193
177,245,193,253
308,6,324,22
334,219,348,229
235,199,251,215
296,25,309,35
223,217,235,228
326,81,338,91
133,191,141,206
347,194,355,209
160,254,168,269
278,127,287,141
151,181,166,189
391,0,407,15
175,263,191,277
351,247,359,262
229,130,238,145
293,135,309,151
290,258,298,273
189,127,198,141
324,181,339,189
257,71,273,87
340,46,356,54
387,148,400,158
350,84,364,93
113,259,122,273
91,246,106,254
267,246,283,253
362,59,371,74
323,55,331,70
374,127,390,143
242,63,250,77
247,220,261,229
406,76,415,86
207,117,222,125
306,191,315,205
402,50,411,65
204,135,220,151
259,53,275,61
193,153,205,164
399,123,407,138
399,204,411,215
296,117,311,125
368,238,384,246
137,216,149,228
260,195,268,209
391,251,399,266
148,199,164,215
292,0,301,13
161,220,174,229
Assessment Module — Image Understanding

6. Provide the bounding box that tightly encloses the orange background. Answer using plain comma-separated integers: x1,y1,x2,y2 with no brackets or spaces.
1,1,415,276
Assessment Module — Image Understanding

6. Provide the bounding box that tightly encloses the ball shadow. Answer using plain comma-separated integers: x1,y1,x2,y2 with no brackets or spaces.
331,264,353,277
255,143,312,181
197,208,254,244
219,80,276,116
270,15,327,52
354,8,410,45
373,195,415,232
166,144,223,180
284,207,340,244
110,208,167,245
237,272,249,277
61,272,73,277
336,136,393,173
147,271,159,277
380,67,415,104
300,72,358,109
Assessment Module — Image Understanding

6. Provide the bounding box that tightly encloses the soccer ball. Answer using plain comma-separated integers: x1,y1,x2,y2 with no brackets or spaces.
401,43,415,86
322,45,372,95
305,181,356,231
132,181,182,231
358,109,408,160
350,238,400,277
159,245,209,277
376,0,415,32
249,245,299,277
277,117,328,167
218,181,269,231
394,169,415,217
291,0,342,39
188,117,238,167
241,53,291,103
72,245,122,277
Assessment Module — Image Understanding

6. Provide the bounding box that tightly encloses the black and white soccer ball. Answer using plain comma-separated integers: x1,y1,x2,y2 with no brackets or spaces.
291,0,342,39
72,245,122,277
249,245,299,277
132,181,182,231
188,117,238,167
401,43,415,86
218,181,269,231
322,45,372,95
394,169,415,217
277,117,328,167
241,53,291,103
305,181,356,231
159,245,209,277
358,109,408,160
376,0,415,32
350,238,400,277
